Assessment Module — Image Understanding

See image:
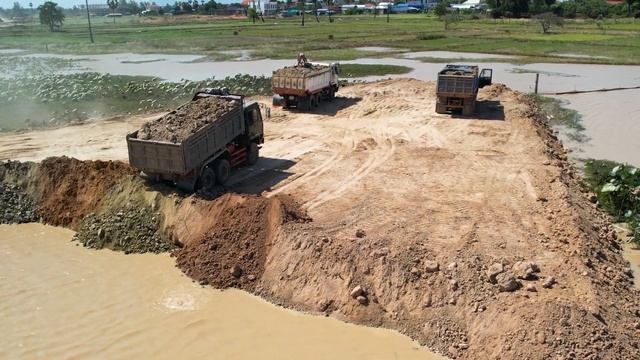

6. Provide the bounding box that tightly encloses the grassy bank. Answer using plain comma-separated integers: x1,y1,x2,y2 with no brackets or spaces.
1,14,639,64
583,160,640,246
340,64,412,78
526,94,587,143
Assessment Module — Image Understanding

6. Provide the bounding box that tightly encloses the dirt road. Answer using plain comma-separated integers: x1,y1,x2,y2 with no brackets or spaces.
1,79,638,359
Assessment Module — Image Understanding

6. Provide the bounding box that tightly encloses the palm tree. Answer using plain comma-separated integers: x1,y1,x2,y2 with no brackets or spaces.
38,1,65,32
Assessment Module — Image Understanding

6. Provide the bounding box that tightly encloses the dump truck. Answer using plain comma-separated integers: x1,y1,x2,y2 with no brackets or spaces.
272,53,340,111
126,88,264,193
435,64,493,116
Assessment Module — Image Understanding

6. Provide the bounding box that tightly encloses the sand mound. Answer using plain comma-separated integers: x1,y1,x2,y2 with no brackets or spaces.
173,193,309,290
33,157,135,229
482,83,509,98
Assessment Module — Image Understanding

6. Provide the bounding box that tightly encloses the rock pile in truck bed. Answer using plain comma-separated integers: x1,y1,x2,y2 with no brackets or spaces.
273,65,327,77
137,96,241,144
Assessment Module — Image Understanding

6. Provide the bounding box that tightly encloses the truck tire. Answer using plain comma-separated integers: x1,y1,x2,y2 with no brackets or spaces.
328,88,335,101
435,103,446,114
214,158,231,185
197,167,216,193
247,142,259,165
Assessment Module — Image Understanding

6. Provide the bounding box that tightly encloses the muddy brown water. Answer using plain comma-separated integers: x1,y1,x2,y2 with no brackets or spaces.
623,243,640,289
0,223,447,360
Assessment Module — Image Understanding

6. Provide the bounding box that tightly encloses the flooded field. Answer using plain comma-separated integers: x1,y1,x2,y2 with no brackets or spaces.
4,51,640,165
0,223,446,360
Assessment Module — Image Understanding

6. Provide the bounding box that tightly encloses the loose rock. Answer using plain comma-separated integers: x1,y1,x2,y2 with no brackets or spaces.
497,273,520,292
425,261,440,273
487,263,505,284
350,285,366,298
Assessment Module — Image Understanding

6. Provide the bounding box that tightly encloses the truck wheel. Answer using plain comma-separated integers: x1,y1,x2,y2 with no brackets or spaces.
329,88,335,101
435,103,446,114
247,142,259,165
197,167,216,193
214,159,231,185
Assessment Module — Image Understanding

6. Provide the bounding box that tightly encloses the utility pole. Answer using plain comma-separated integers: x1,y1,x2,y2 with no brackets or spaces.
387,2,390,23
85,0,94,43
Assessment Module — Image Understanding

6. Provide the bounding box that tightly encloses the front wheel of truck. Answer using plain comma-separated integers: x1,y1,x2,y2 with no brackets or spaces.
247,142,259,165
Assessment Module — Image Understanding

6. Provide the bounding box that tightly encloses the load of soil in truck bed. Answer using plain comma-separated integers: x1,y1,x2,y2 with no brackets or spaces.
273,65,327,77
137,96,241,143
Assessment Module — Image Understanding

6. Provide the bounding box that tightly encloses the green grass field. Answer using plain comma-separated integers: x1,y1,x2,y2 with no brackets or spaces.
1,14,639,64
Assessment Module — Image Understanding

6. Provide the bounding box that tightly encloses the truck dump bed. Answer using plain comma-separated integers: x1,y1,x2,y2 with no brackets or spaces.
272,65,332,96
436,65,479,97
126,96,244,175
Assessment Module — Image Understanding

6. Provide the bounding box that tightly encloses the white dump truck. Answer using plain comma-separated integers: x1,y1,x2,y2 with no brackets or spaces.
272,53,340,111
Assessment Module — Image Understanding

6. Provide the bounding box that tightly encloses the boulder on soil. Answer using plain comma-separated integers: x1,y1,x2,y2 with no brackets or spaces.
497,273,521,292
487,263,505,284
350,285,367,298
512,261,540,280
542,276,556,289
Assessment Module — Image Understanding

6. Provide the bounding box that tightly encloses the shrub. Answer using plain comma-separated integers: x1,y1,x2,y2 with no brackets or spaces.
416,33,445,40
584,160,640,246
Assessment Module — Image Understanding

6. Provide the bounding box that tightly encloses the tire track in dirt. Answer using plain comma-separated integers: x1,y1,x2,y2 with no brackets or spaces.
306,135,396,211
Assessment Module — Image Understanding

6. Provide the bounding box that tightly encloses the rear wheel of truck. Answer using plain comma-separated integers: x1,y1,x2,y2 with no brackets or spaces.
214,159,231,185
435,103,446,114
247,142,259,165
198,167,216,193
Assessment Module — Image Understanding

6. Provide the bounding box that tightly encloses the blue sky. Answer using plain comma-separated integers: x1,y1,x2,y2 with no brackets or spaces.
1,0,238,8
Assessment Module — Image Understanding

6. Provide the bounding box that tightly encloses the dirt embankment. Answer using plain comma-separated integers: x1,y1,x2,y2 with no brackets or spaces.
0,157,177,253
1,79,639,360
173,193,309,290
33,157,136,229
137,96,240,143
